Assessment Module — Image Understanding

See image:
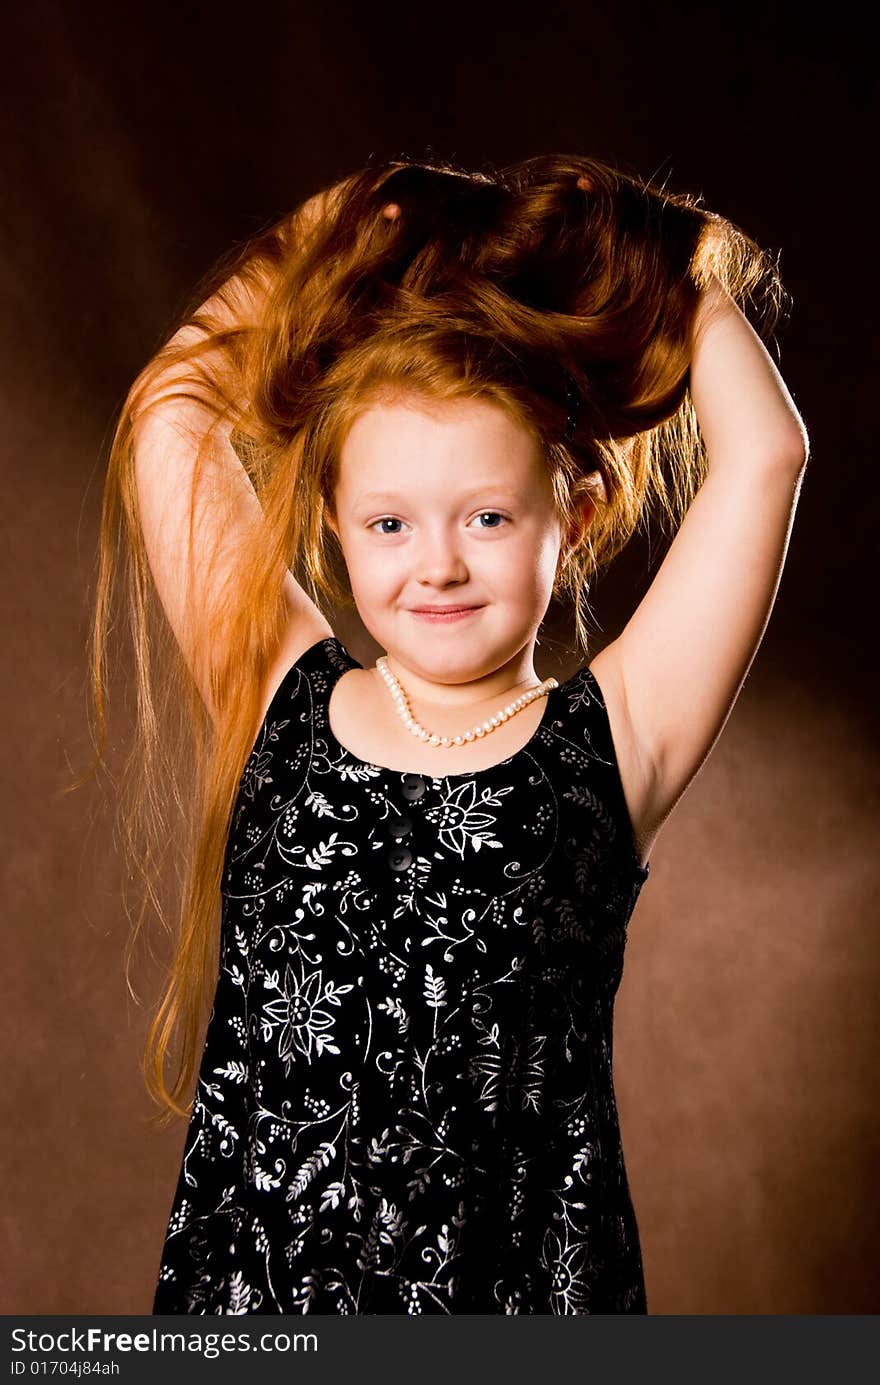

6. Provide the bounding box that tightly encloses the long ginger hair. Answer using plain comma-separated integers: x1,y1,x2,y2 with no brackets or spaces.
71,151,787,1123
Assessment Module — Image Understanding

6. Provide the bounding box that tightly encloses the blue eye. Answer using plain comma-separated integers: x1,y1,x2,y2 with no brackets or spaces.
367,511,510,535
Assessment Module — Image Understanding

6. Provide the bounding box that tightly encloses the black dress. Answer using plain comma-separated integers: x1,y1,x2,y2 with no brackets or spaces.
152,636,651,1314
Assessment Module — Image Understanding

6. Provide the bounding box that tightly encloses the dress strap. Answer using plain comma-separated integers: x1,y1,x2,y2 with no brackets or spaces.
291,634,358,676
559,664,649,880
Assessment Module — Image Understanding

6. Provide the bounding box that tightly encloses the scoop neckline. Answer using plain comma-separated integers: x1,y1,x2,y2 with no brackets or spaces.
264,637,649,879
321,637,568,783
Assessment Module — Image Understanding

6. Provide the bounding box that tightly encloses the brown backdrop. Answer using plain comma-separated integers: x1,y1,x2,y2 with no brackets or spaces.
2,0,876,1314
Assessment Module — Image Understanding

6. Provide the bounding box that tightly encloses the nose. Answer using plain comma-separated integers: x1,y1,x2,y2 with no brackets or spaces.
415,527,469,586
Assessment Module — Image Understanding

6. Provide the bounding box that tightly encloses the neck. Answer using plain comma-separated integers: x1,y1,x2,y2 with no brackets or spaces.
375,654,541,712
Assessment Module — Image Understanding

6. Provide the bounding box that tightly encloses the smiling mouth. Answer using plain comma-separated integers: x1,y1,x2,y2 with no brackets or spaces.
408,606,483,620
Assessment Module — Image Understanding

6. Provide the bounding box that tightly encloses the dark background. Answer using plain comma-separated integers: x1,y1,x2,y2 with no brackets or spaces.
2,0,876,1314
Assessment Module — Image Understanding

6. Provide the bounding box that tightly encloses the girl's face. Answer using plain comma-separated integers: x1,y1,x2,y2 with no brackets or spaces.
328,393,576,693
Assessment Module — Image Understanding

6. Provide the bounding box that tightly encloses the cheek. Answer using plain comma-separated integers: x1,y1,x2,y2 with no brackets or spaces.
344,542,401,597
503,530,559,589
540,532,563,582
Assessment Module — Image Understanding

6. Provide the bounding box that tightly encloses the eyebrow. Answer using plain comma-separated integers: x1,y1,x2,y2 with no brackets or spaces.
353,485,521,506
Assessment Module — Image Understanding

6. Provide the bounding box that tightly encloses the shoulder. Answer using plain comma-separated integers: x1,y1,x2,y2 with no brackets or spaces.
255,620,337,729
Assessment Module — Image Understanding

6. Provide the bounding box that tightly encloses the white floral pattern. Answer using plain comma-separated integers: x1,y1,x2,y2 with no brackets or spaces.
152,637,650,1314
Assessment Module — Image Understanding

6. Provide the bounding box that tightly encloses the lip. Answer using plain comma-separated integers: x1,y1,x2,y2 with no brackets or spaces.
408,606,483,622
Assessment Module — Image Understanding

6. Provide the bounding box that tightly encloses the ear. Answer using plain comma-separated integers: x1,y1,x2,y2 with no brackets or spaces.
567,470,605,546
579,468,607,505
555,473,604,585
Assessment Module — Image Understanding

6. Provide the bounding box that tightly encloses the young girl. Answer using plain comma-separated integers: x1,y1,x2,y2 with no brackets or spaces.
86,153,808,1314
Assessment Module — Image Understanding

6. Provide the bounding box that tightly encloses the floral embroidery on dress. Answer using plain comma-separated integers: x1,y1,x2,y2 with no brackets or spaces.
153,637,650,1314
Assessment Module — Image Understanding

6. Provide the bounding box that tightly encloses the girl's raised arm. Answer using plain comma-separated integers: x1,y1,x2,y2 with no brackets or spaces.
130,190,341,728
132,400,332,731
592,279,809,851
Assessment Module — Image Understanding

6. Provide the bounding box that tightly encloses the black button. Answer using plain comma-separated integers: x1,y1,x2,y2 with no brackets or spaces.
389,815,413,839
401,774,426,802
388,845,413,872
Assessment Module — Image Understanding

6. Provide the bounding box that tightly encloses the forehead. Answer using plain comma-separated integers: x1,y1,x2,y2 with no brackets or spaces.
336,395,543,498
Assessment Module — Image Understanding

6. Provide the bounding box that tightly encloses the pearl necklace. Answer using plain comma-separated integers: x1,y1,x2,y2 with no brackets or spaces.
375,656,559,748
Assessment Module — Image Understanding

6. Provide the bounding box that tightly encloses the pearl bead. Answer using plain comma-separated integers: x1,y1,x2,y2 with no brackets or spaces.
374,655,558,751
